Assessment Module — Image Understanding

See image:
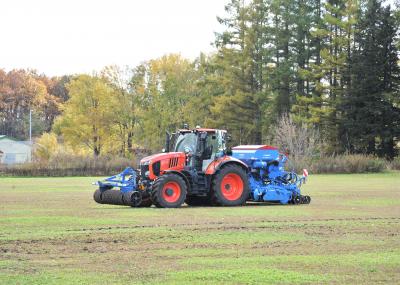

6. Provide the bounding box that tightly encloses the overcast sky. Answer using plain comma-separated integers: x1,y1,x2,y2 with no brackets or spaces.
0,0,228,76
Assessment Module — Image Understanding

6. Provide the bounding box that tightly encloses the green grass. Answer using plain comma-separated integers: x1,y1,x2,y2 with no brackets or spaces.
0,270,131,285
1,172,399,284
168,268,328,284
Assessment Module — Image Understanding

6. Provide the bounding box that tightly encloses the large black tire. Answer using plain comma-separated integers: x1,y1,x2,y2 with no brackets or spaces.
151,173,187,208
185,196,211,207
211,164,249,206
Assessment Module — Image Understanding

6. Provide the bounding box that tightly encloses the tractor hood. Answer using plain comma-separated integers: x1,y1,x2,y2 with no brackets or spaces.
140,152,185,164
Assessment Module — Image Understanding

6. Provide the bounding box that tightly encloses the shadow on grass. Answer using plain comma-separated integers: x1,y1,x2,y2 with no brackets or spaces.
96,201,295,210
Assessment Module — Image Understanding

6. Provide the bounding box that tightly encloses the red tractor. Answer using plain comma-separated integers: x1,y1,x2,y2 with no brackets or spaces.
93,126,310,208
139,127,249,207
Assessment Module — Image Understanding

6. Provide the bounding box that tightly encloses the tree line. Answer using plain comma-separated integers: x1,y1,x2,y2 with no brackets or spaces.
0,69,69,140
0,0,399,159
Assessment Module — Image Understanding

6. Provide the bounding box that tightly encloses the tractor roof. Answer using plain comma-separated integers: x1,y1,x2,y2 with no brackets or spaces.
196,128,226,132
178,128,227,133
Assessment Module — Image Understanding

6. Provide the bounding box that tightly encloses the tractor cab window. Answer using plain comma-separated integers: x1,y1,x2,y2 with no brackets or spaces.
217,130,227,154
205,134,219,159
200,131,226,171
174,133,197,153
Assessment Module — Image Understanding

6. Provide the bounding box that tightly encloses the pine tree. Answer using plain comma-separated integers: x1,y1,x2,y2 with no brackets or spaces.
209,0,270,144
292,0,358,152
343,0,400,158
269,0,295,115
290,0,325,125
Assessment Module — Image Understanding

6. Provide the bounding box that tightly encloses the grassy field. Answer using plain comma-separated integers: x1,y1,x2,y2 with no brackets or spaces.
1,173,399,284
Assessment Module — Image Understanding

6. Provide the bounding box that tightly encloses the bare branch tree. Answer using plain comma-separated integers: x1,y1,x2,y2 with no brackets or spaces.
273,113,320,161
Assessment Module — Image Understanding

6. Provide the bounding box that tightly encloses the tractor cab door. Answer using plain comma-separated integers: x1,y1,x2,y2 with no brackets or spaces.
200,130,227,172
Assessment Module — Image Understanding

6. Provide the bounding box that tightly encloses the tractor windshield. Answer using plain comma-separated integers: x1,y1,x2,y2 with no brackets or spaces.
173,133,197,153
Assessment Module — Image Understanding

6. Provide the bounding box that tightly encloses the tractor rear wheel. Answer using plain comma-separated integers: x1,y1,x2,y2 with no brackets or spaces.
151,173,187,208
211,164,249,206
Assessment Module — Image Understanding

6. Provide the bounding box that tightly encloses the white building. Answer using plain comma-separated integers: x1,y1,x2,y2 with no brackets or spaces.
0,135,32,164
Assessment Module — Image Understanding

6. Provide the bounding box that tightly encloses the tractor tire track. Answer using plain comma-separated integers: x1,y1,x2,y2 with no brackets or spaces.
65,216,400,233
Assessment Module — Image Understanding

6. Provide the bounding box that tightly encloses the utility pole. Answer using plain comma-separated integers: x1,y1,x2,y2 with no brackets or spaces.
29,109,32,143
29,109,33,163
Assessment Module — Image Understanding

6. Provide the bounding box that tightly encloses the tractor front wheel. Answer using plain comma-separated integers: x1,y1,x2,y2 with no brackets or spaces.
151,173,187,208
211,164,249,206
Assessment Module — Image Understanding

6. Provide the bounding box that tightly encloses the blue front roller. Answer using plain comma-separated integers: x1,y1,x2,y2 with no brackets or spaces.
93,167,144,206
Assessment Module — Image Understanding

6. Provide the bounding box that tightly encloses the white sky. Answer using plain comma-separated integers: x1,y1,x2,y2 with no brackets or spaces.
0,0,228,76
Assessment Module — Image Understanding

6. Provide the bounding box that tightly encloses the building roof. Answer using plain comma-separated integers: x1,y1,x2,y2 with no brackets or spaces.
0,135,18,141
0,135,32,146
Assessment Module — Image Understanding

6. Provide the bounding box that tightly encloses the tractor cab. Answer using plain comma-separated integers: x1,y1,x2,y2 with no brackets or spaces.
166,127,228,171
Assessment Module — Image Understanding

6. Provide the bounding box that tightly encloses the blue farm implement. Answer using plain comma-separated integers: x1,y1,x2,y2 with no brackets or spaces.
231,145,310,204
93,126,310,208
93,167,152,207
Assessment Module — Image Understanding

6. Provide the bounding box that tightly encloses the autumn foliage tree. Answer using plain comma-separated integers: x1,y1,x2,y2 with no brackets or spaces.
0,69,62,140
54,75,118,156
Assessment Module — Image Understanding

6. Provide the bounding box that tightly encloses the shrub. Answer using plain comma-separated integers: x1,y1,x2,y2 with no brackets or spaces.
34,133,59,161
0,153,391,177
308,154,387,174
389,156,400,170
284,156,312,173
0,153,134,176
282,154,387,174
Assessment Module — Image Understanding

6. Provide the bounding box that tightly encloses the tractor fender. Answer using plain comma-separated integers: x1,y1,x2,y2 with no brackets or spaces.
163,170,191,191
205,156,249,175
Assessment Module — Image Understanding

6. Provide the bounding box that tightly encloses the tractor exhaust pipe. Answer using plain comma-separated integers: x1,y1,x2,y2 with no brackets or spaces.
165,131,170,153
